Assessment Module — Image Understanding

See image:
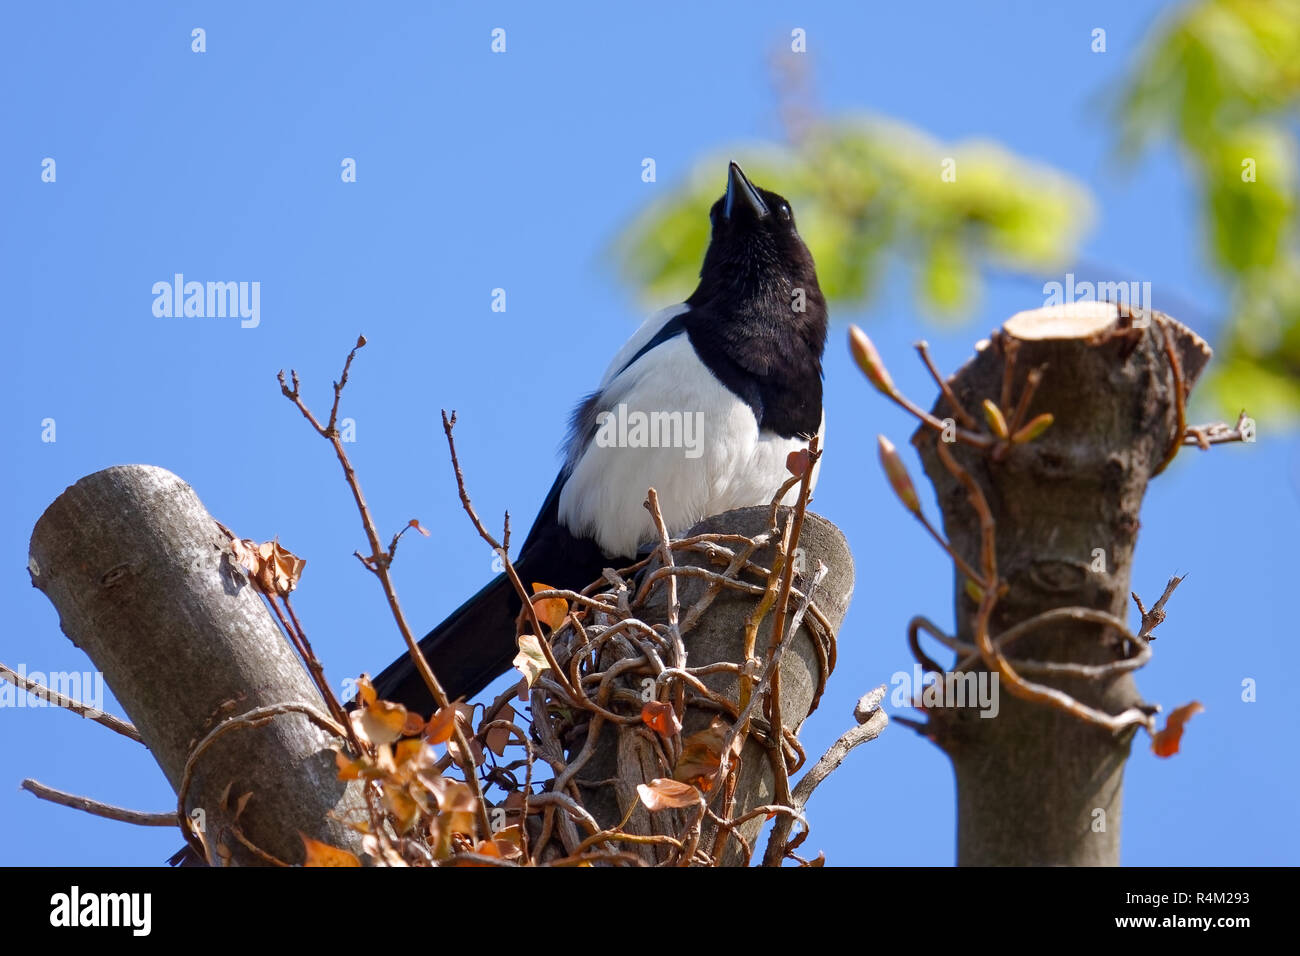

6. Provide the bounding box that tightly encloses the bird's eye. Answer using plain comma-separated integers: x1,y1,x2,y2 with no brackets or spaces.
779,203,792,222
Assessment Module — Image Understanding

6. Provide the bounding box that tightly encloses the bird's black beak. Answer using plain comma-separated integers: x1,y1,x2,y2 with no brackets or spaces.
724,162,769,221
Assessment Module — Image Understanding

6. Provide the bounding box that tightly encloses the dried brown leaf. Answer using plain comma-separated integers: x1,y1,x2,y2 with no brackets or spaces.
530,582,569,631
513,634,550,687
1152,701,1204,758
359,699,407,747
301,834,361,867
637,778,703,811
641,700,682,738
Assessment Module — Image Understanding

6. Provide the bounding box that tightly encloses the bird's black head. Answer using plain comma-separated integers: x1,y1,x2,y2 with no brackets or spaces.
688,163,826,331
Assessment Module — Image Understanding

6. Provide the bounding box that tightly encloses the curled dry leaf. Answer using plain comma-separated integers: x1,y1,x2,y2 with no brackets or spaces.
228,536,259,577
426,703,478,770
637,778,703,811
513,634,550,687
401,710,425,737
673,716,741,792
472,837,524,862
408,518,431,537
432,779,480,837
301,834,361,867
424,703,460,745
254,539,306,596
641,700,683,738
485,704,517,756
530,582,569,631
1151,701,1204,758
335,749,369,781
447,728,485,768
785,448,810,479
393,738,427,771
493,823,525,848
357,699,407,747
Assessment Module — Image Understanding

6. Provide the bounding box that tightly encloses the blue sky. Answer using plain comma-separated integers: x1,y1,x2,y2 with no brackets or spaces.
1,1,1293,866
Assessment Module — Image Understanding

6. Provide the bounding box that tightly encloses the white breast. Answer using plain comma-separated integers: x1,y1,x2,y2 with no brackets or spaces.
558,325,823,558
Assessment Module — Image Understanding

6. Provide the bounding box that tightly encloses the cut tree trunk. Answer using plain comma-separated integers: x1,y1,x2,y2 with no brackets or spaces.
911,303,1211,865
28,465,367,866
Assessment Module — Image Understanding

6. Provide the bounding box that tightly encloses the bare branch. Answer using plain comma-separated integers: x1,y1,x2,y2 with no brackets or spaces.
22,779,176,827
0,662,142,744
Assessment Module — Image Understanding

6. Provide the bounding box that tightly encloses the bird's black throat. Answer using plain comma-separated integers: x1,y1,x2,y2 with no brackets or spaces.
683,169,828,440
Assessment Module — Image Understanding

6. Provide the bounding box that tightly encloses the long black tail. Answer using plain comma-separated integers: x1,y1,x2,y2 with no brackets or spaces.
370,568,524,714
368,468,618,714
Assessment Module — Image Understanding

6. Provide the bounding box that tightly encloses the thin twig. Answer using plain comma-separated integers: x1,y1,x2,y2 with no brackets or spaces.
1006,365,1046,437
21,779,175,826
913,610,1152,680
279,345,491,838
790,705,888,806
915,340,977,429
440,410,578,702
1132,574,1184,639
1183,410,1253,448
0,662,142,744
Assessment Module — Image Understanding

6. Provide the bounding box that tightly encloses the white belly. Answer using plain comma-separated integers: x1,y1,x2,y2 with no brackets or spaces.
558,330,823,558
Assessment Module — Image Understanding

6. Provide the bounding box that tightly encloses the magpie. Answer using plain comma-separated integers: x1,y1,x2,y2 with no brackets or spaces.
370,162,828,714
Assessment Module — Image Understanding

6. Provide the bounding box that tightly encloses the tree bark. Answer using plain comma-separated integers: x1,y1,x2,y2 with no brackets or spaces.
28,465,367,866
573,505,855,865
911,303,1211,865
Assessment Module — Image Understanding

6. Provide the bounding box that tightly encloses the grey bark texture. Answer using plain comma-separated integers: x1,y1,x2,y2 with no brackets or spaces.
573,505,855,865
911,303,1211,865
28,464,367,866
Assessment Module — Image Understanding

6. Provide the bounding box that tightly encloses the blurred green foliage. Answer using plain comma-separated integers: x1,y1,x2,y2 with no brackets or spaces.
616,0,1300,424
1120,0,1300,421
613,118,1093,320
